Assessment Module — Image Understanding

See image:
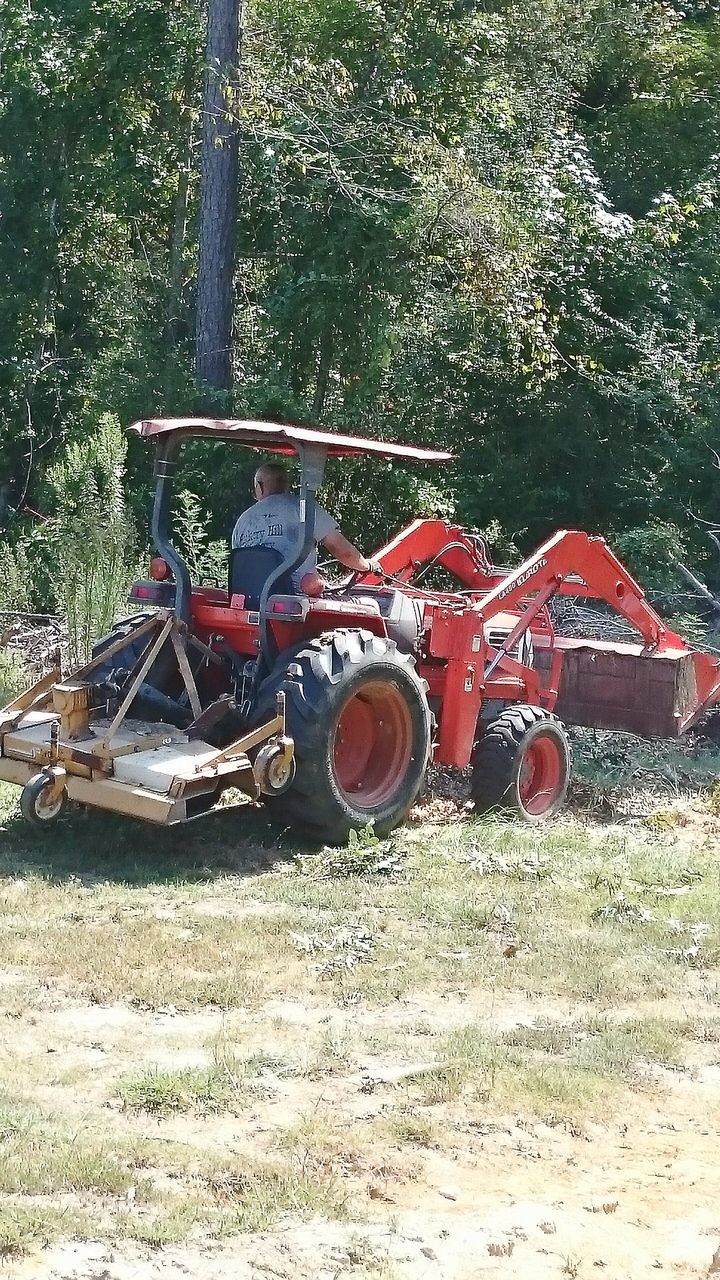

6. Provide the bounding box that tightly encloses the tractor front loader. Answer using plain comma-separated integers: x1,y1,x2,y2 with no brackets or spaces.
1,416,719,843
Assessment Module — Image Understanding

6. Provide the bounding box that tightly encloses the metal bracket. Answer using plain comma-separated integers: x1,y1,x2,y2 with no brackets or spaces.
483,577,562,682
209,691,289,767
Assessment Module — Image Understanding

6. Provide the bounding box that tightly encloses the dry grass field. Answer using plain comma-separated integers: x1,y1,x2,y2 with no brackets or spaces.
1,731,720,1279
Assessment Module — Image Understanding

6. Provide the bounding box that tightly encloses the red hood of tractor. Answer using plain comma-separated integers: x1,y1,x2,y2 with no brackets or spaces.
127,417,453,464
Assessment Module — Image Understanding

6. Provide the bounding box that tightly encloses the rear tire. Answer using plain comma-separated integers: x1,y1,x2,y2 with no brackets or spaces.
251,629,432,843
90,613,166,687
90,614,186,726
471,705,570,821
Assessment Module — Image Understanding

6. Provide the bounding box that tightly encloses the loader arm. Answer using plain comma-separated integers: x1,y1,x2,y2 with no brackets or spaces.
473,529,720,738
372,519,494,587
428,528,720,768
474,529,686,653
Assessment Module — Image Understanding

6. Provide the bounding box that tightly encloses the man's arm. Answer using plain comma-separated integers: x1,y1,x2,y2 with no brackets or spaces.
322,529,374,574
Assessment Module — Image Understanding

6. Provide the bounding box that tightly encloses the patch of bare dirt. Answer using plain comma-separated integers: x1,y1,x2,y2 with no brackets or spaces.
4,985,720,1279
11,1117,720,1280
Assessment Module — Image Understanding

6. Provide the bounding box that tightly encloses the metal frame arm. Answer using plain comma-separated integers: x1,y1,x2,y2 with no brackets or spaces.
475,530,685,652
152,437,192,623
371,518,493,586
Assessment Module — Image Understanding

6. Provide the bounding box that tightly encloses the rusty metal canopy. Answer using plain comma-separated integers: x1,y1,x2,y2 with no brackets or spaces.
127,417,452,463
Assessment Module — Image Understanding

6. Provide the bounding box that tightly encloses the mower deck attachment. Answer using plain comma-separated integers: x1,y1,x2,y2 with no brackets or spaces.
0,668,293,827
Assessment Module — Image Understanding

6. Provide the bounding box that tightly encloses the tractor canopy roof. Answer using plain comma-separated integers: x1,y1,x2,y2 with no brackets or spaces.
127,417,452,463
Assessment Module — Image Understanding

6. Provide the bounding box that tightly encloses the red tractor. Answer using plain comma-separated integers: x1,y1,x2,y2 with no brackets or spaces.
2,417,719,843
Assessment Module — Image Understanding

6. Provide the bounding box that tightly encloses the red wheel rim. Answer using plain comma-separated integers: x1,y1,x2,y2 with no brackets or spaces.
332,680,413,809
517,733,564,816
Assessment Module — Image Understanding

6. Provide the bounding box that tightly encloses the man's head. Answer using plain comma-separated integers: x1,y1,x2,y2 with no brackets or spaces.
253,462,290,500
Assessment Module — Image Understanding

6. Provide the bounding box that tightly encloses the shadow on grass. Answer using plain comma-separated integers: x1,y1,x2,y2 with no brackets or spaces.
7,729,716,884
0,793,307,886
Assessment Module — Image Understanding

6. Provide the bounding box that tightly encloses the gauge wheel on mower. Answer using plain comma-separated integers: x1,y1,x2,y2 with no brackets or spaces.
252,629,432,844
20,772,68,827
471,705,570,821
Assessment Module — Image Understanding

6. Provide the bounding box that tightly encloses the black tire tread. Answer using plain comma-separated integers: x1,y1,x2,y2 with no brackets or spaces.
471,704,569,820
90,613,158,677
251,628,432,843
20,772,67,827
90,613,179,714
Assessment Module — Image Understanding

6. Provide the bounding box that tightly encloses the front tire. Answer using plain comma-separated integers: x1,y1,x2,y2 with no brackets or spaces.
20,772,67,827
471,705,570,821
252,630,432,843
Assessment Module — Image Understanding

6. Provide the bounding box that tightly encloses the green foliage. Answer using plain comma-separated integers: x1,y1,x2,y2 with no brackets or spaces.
310,825,404,878
174,491,229,586
0,0,203,486
1,0,719,597
664,610,709,647
46,416,138,663
477,521,524,569
613,520,689,593
0,522,63,618
119,1063,242,1115
0,543,32,613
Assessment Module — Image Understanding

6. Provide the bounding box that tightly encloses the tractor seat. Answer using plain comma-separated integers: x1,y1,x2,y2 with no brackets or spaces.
228,546,293,609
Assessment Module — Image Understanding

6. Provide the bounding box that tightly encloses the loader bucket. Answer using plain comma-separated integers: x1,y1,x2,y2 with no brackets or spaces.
536,638,720,738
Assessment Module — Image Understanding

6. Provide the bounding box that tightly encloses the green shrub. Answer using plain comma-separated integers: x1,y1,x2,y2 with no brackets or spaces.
612,521,689,595
174,489,228,586
0,543,32,613
47,415,138,664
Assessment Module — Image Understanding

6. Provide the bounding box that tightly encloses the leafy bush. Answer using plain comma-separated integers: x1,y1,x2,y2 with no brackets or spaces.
0,523,58,616
0,542,32,613
612,522,690,595
174,490,228,586
665,610,710,648
46,416,138,664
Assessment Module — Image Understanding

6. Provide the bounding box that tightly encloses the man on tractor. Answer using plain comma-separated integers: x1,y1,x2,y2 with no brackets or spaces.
7,415,720,846
232,460,381,595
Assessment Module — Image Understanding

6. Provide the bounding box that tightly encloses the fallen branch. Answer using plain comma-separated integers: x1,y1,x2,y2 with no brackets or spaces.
0,609,63,623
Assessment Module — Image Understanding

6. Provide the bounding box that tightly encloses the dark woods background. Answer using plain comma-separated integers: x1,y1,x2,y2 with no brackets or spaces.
2,0,720,607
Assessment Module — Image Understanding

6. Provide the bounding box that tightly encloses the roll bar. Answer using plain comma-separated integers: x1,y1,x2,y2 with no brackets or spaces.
149,436,329,650
151,438,192,624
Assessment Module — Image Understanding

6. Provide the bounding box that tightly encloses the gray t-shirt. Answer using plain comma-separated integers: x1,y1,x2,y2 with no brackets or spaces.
231,493,338,589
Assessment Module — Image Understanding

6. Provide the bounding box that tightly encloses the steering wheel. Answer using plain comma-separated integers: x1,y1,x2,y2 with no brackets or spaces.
323,571,360,597
317,559,389,597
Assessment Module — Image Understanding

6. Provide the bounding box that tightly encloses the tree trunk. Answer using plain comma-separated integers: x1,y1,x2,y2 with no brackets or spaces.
195,0,241,390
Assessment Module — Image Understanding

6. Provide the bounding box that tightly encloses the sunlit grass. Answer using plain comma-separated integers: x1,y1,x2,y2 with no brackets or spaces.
1,740,720,1256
